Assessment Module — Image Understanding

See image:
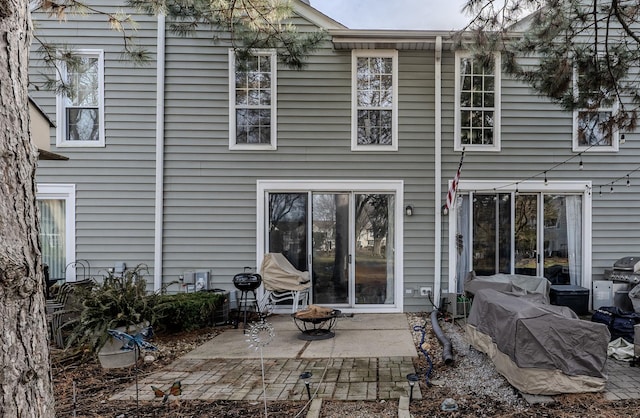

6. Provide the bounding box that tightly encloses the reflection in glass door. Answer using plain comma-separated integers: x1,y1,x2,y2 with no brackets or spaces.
515,194,539,276
543,195,582,284
266,189,398,308
268,193,308,271
355,194,395,305
38,199,67,281
312,193,349,304
460,191,584,286
471,194,511,276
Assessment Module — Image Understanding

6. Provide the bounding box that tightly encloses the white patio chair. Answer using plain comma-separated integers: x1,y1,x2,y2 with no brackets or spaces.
259,253,311,314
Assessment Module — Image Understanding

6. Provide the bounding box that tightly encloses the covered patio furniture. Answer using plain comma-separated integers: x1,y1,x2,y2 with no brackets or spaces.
260,253,311,313
466,288,610,395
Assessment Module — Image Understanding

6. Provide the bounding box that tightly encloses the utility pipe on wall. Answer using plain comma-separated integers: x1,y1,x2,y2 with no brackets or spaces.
434,36,443,305
153,14,166,292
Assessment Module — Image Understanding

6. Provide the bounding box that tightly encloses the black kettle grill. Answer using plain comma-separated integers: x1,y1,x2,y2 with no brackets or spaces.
232,267,262,329
232,268,262,291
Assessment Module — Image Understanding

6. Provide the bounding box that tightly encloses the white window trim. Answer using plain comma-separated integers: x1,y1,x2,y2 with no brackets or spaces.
56,49,105,148
36,184,76,282
572,66,619,152
351,50,399,152
454,51,501,152
228,49,277,151
256,179,404,313
447,179,592,296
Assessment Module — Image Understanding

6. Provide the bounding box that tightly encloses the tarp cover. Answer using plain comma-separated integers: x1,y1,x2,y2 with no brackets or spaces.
464,271,551,304
260,253,311,292
467,288,610,394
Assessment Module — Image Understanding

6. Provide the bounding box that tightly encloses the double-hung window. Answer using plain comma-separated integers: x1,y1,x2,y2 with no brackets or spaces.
229,49,277,150
56,50,104,147
352,50,398,151
573,64,619,152
455,52,501,151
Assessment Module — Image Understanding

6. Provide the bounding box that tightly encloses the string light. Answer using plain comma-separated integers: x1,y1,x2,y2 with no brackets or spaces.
448,144,640,197
621,134,626,144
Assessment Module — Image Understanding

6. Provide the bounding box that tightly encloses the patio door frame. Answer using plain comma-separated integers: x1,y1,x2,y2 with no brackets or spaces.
36,183,76,282
447,180,592,293
257,180,404,313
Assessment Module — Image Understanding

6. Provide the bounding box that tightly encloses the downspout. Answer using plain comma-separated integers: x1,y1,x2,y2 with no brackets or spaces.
153,14,166,292
434,36,443,307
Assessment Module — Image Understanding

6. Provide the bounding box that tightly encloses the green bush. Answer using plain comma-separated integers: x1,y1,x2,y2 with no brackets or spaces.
152,292,226,333
65,264,155,351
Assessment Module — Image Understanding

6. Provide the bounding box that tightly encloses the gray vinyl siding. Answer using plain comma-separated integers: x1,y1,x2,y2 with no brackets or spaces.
31,2,159,278
161,16,438,309
34,4,640,311
440,47,640,288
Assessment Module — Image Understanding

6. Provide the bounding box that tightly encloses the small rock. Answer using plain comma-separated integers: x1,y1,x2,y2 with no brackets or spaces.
441,397,458,411
144,355,155,364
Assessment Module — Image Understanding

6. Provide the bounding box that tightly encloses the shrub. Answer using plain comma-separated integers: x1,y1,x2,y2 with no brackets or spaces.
65,264,155,351
152,292,226,333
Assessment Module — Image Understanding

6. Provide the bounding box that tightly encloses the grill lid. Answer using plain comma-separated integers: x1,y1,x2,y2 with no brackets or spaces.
233,271,262,291
613,256,640,272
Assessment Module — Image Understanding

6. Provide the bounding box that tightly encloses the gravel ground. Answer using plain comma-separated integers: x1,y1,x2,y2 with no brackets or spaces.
408,313,526,409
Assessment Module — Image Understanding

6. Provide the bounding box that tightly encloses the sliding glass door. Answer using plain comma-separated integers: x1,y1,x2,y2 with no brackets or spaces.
457,190,583,288
263,182,401,310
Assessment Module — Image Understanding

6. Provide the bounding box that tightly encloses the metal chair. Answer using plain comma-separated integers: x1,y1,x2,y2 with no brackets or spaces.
259,253,311,314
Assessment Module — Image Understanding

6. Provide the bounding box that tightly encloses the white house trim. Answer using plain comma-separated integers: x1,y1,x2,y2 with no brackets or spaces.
36,183,76,282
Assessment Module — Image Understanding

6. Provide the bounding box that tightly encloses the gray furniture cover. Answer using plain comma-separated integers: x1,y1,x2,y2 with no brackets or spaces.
464,271,551,303
466,288,610,394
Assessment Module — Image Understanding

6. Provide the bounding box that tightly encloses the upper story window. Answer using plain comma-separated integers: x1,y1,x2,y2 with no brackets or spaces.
455,52,501,152
229,49,277,150
56,50,104,148
352,50,398,151
573,65,619,152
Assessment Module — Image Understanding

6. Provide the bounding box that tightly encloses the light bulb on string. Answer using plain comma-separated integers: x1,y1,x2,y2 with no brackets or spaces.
610,185,614,194
627,175,631,187
515,183,519,196
544,171,548,186
578,157,583,170
599,186,602,196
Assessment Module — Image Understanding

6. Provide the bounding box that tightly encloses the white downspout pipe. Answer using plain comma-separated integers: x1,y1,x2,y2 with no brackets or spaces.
153,14,166,292
434,36,443,306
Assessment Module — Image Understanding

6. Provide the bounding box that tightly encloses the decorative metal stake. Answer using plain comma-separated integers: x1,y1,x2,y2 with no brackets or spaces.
247,320,275,417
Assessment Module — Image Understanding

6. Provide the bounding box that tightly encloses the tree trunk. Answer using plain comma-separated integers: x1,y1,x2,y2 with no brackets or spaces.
0,1,55,416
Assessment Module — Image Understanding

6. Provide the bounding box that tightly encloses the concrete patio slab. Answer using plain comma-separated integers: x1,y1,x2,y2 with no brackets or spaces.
333,313,411,330
183,328,306,359
301,329,417,358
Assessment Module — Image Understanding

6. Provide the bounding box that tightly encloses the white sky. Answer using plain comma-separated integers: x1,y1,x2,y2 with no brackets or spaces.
310,0,473,31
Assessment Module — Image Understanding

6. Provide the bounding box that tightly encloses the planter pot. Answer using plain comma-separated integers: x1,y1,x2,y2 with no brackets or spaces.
97,337,137,368
97,324,146,369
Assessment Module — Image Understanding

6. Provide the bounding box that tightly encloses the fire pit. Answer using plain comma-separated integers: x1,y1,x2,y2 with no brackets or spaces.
292,305,341,340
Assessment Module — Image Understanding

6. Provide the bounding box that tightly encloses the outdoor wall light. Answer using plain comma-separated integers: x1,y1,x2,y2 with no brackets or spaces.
405,205,414,217
299,371,313,400
406,373,419,402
